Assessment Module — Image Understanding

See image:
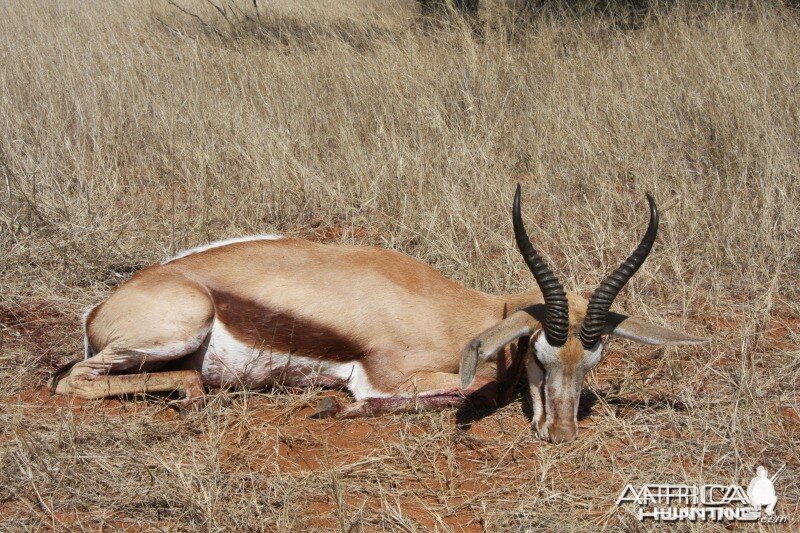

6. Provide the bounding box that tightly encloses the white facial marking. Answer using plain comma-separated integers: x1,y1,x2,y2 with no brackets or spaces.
533,335,563,429
525,349,546,433
162,234,284,264
532,334,603,443
582,341,603,371
533,334,560,366
202,321,390,399
534,334,603,370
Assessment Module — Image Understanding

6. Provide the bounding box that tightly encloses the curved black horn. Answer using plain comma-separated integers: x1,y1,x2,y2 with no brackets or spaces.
512,184,569,346
579,194,659,349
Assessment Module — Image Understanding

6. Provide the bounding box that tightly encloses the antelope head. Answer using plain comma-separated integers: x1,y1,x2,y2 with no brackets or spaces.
460,185,706,443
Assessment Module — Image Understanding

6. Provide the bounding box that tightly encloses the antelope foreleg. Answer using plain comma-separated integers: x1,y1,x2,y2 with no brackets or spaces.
312,376,499,419
312,393,464,419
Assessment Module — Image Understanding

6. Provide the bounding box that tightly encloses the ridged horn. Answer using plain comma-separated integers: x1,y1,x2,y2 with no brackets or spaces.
579,194,659,349
512,184,569,346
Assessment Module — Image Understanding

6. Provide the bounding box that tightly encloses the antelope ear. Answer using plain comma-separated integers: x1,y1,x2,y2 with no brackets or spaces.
604,312,708,345
460,310,541,389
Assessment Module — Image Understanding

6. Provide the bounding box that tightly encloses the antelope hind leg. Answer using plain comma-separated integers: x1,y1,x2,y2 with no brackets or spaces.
54,370,205,409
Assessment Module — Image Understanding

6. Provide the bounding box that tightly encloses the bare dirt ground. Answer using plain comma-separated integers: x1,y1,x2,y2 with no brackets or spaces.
1,0,799,530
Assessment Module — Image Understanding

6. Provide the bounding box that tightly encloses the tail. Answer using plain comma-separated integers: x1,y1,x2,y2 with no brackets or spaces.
52,304,98,393
49,359,81,394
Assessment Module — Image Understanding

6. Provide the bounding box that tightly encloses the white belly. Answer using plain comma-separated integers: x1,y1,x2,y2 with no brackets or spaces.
200,321,390,400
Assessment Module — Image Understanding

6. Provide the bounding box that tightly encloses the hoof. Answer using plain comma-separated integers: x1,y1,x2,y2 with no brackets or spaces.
49,359,82,394
534,420,549,442
310,396,342,419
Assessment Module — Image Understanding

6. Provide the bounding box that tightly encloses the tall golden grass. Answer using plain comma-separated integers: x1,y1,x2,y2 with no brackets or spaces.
0,0,798,530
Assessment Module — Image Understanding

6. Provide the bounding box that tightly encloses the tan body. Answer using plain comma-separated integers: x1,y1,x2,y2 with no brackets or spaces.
55,236,547,414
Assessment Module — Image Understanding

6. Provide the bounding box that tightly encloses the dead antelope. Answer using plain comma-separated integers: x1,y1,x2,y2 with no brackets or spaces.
51,185,704,443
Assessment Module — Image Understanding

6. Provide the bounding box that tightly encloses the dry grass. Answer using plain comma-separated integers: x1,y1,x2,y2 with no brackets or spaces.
1,0,799,530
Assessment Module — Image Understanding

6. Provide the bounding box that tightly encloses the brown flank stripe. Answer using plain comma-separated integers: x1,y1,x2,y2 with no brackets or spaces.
211,290,368,362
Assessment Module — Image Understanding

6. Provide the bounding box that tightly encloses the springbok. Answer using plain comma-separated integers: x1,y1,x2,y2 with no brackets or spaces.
51,185,705,443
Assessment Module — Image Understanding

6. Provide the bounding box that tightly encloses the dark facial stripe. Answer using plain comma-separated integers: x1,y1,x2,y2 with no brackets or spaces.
211,290,368,362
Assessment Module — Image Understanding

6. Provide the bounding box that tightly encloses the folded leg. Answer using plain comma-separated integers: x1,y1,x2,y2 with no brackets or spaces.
312,372,498,419
53,370,205,407
50,333,209,406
